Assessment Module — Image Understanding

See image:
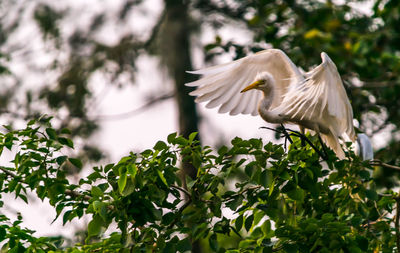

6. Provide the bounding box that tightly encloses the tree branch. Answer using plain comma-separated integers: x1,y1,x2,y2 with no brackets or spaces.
64,189,92,201
0,166,17,178
370,160,400,171
93,92,174,121
171,184,191,199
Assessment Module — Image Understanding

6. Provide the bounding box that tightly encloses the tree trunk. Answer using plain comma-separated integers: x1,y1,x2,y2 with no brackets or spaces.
159,0,200,179
159,1,202,252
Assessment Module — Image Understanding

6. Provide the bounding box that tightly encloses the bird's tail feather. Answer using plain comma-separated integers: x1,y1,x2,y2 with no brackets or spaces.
321,132,345,159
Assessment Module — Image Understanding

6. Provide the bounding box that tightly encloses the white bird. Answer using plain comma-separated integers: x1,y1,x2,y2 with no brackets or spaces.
186,49,357,159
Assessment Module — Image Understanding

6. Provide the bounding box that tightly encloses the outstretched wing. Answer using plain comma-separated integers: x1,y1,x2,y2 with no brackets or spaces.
275,52,355,141
186,49,303,116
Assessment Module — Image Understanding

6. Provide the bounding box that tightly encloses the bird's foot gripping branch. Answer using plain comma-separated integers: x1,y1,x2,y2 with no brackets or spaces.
0,119,399,252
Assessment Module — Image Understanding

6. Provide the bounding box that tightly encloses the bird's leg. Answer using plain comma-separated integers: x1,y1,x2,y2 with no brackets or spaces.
317,134,329,161
284,128,327,161
308,124,329,161
280,124,293,145
299,126,306,146
259,126,293,152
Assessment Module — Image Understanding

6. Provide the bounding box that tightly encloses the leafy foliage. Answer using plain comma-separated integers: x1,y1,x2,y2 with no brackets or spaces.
0,119,399,252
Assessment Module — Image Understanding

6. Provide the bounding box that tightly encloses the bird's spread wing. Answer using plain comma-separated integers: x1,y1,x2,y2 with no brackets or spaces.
275,52,355,141
186,49,303,116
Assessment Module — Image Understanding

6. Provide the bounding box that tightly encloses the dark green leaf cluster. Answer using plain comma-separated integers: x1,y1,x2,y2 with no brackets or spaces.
1,119,398,252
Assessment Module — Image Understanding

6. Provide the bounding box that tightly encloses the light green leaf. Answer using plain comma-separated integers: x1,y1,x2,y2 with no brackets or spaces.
157,170,168,187
127,164,137,179
91,186,103,197
87,215,103,238
118,167,127,194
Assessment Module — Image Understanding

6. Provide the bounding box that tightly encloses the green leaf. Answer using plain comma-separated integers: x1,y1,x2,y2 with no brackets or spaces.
287,188,305,202
63,210,73,225
91,186,103,197
58,137,74,148
356,235,368,251
167,132,177,144
121,179,135,196
45,127,57,140
56,155,68,165
60,128,71,134
365,189,378,201
226,195,243,211
68,158,82,169
154,140,167,151
245,214,254,232
27,119,36,125
260,170,273,188
188,132,198,142
118,168,127,194
176,237,192,252
283,243,298,253
93,201,108,221
87,215,103,239
175,136,188,146
209,234,218,252
235,215,243,231
0,227,5,242
157,170,169,187
261,220,273,238
127,164,137,178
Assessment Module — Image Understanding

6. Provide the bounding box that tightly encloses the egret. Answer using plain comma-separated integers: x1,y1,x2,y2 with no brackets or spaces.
186,49,365,159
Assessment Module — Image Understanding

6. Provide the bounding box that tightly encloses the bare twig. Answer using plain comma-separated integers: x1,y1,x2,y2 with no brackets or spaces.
93,92,174,121
370,160,400,171
362,211,389,228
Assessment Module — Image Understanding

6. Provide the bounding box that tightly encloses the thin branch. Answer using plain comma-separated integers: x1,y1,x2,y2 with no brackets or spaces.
93,92,174,121
167,198,192,230
370,160,400,171
0,166,17,178
64,189,92,201
171,184,191,199
362,211,389,228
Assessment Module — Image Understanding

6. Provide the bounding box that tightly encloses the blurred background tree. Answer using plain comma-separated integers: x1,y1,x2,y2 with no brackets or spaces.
1,0,400,248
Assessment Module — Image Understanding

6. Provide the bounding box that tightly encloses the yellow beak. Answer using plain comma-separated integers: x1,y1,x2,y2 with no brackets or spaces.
241,80,262,93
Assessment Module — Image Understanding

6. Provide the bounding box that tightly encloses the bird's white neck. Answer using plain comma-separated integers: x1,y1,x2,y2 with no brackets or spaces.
258,87,284,124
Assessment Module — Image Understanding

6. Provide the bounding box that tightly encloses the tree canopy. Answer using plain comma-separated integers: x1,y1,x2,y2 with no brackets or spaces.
1,118,399,252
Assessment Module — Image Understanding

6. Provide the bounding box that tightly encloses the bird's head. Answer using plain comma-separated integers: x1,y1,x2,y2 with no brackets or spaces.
241,72,275,93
